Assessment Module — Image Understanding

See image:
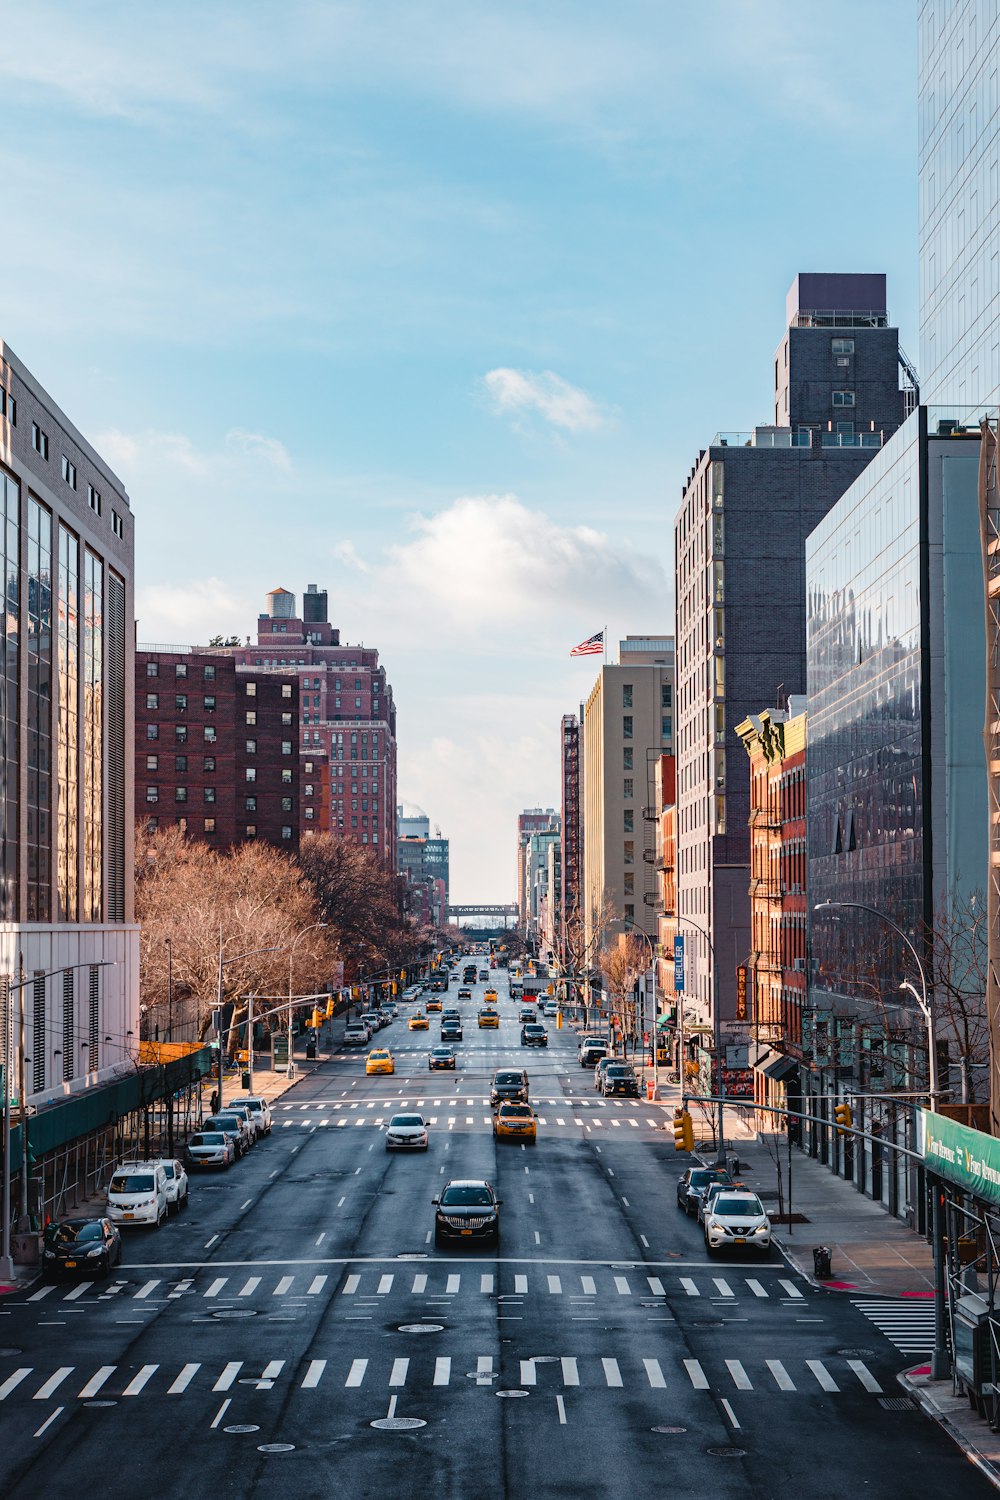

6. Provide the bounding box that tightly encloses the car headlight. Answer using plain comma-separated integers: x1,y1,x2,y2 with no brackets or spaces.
754,1225,768,1235
43,1248,55,1258
87,1246,107,1258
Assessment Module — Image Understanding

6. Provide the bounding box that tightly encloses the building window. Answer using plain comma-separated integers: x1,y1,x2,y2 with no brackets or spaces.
146,661,159,677
623,748,633,770
245,768,256,783
281,683,292,699
623,840,634,864
146,786,158,803
246,710,257,725
146,754,158,770
204,818,217,833
203,664,216,681
832,390,855,407
146,724,159,741
281,825,293,840
31,422,49,459
831,337,854,355
623,810,634,833
175,662,187,679
0,386,16,425
146,816,158,830
623,778,633,798
246,738,257,754
61,455,77,489
246,824,257,838
281,796,292,811
624,872,634,895
87,483,101,515
662,716,672,738
146,692,158,709
622,684,633,708
175,787,188,803
662,684,672,708
304,783,314,796
204,787,216,803
622,715,633,739
203,755,216,772
175,725,188,743
281,740,292,755
305,807,315,821
304,761,314,773
175,693,187,711
246,682,257,697
203,695,216,711
175,755,187,772
111,510,124,538
204,726,217,743
624,903,635,922
245,796,257,811
281,769,292,784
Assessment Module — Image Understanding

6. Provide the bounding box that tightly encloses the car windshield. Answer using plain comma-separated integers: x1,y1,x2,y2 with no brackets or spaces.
500,1105,533,1117
715,1196,764,1216
244,1100,263,1110
192,1133,226,1146
110,1173,154,1193
45,1220,102,1245
160,1163,176,1179
370,1052,388,1059
691,1169,730,1188
495,1073,523,1084
526,1027,545,1035
607,1065,632,1075
215,1116,242,1128
432,1049,452,1057
441,1186,493,1206
389,1115,424,1127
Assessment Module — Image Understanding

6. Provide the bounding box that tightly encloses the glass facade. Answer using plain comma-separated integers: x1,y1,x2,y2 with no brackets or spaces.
83,549,103,921
807,416,924,993
57,524,79,921
0,470,18,918
919,1,1000,406
26,496,52,922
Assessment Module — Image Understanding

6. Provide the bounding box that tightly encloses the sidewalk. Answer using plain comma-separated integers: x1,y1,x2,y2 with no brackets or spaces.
900,1369,1000,1491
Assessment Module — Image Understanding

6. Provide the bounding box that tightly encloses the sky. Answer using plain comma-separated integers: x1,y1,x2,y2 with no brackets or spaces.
0,0,917,903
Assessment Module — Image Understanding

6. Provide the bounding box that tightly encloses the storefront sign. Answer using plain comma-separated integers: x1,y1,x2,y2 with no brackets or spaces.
735,966,747,1020
919,1110,1000,1207
673,936,685,992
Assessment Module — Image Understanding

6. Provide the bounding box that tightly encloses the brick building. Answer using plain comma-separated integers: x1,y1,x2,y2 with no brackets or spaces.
136,651,300,852
559,713,582,960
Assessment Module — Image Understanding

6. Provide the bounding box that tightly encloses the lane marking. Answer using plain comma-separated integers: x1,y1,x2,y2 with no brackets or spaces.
205,1279,227,1298
33,1368,74,1400
123,1365,159,1397
847,1360,882,1393
602,1358,623,1388
168,1364,201,1394
680,1278,700,1296
134,1281,160,1300
213,1362,242,1391
308,1276,327,1295
684,1359,709,1390
302,1360,326,1389
767,1359,794,1391
807,1360,839,1392
0,1369,32,1400
725,1360,752,1391
433,1357,451,1386
239,1278,261,1298
561,1356,579,1386
345,1359,368,1388
78,1366,116,1398
210,1398,231,1429
647,1277,665,1296
33,1406,63,1437
556,1394,567,1425
720,1398,741,1429
643,1358,666,1389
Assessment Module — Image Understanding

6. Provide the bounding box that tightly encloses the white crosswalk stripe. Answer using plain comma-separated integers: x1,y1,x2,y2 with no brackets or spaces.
852,1299,937,1354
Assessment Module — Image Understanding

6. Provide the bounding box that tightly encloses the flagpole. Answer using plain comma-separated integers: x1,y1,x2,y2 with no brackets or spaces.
604,624,608,664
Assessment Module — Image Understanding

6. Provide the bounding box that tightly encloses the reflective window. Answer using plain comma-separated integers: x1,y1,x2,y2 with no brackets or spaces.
83,549,103,920
57,525,79,919
27,498,53,920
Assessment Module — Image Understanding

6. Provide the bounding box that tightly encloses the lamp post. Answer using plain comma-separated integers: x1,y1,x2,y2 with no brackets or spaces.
677,914,725,1160
622,920,659,1093
813,898,947,1379
1,960,116,1282
165,938,174,1044
287,923,328,1081
215,940,281,1109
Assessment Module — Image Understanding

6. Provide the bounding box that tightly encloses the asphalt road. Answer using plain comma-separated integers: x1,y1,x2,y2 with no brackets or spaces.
0,967,988,1499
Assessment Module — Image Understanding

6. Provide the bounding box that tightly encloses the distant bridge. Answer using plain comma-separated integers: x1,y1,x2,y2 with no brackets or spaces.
448,904,519,922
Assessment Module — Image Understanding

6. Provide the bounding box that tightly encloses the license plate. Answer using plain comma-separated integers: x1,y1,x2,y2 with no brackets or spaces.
734,1237,746,1244
123,1213,134,1220
461,1229,473,1236
64,1260,76,1268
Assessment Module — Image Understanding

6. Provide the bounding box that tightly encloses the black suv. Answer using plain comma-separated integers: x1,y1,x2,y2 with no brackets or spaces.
433,1179,502,1247
601,1063,639,1097
489,1069,529,1105
520,1024,548,1048
676,1167,733,1218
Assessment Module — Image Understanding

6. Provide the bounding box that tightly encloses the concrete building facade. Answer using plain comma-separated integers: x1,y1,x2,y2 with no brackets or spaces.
559,712,582,960
516,807,558,925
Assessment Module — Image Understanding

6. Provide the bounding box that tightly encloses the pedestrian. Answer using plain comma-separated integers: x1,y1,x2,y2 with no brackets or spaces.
210,1089,219,1116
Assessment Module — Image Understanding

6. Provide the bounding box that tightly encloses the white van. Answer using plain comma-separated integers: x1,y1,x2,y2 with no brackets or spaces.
106,1163,169,1228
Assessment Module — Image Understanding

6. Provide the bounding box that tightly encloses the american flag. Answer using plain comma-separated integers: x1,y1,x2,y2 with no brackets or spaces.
570,630,604,658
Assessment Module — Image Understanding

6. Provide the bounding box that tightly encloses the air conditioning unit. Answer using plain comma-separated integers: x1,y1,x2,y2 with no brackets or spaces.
792,957,807,972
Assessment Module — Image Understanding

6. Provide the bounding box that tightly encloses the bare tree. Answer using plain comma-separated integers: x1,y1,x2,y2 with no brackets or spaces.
599,933,648,1060
298,833,409,976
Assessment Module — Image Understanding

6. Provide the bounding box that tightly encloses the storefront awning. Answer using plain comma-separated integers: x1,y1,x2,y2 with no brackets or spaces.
752,1047,798,1082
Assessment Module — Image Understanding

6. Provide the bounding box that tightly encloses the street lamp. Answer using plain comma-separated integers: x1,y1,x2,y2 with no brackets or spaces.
165,937,173,1044
287,923,329,1082
1,960,116,1283
621,920,659,1094
676,914,725,1160
215,941,281,1106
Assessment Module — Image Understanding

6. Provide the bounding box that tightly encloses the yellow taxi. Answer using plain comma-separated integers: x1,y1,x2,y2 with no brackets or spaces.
408,1012,430,1031
366,1049,395,1075
483,989,499,1005
426,998,443,1012
478,1008,500,1028
493,1102,537,1142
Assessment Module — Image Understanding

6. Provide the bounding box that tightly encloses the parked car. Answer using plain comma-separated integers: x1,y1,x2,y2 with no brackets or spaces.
239,1097,273,1135
147,1157,189,1213
43,1216,122,1279
698,1176,749,1225
601,1063,639,1097
704,1191,772,1255
106,1163,169,1229
185,1130,235,1170
676,1166,733,1218
433,1179,502,1247
579,1037,608,1067
520,1024,548,1047
385,1113,429,1151
429,1046,457,1071
361,1012,385,1033
593,1056,619,1091
203,1113,252,1159
492,1102,537,1142
490,1069,529,1105
344,1025,370,1047
221,1100,261,1142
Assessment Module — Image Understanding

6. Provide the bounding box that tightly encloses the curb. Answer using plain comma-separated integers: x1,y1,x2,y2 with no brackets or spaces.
900,1369,1000,1490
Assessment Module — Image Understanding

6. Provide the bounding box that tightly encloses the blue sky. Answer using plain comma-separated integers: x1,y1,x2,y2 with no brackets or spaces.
0,0,916,901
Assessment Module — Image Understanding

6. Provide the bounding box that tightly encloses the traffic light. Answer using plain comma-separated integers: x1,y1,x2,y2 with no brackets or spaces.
556,1010,563,1030
401,969,407,983
309,1007,322,1030
325,997,334,1019
673,1109,695,1152
834,1101,853,1134
391,981,398,995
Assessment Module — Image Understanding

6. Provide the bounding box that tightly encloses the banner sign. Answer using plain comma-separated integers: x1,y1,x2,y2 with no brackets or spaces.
735,966,747,1020
919,1109,1000,1207
673,935,685,993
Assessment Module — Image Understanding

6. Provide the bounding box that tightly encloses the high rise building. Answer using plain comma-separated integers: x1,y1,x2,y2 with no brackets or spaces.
673,273,906,1046
202,585,397,866
581,637,674,953
559,713,582,961
136,651,300,851
0,342,137,1108
516,807,558,924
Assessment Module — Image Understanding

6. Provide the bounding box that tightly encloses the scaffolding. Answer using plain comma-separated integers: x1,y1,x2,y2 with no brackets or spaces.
978,417,1000,1135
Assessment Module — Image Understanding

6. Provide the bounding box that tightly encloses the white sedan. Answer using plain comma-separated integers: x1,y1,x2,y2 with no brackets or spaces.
703,1190,772,1254
385,1113,429,1151
149,1157,189,1213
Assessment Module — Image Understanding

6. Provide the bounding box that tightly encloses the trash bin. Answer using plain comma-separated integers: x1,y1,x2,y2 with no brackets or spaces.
813,1246,832,1279
726,1151,741,1177
305,1039,317,1060
241,1070,251,1090
646,1080,657,1102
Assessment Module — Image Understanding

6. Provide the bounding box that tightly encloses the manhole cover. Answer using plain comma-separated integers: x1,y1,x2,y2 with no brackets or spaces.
84,1400,117,1408
0,1348,23,1357
652,1426,687,1434
496,1390,530,1398
836,1348,876,1358
212,1310,256,1320
691,1321,723,1327
397,1324,443,1334
706,1446,747,1458
257,1443,296,1453
370,1417,427,1430
878,1397,915,1411
466,1370,499,1381
224,1424,261,1434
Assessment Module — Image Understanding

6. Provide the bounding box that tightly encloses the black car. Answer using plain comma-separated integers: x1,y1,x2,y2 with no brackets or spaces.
441,1020,463,1041
601,1064,639,1096
429,1046,457,1070
676,1167,733,1217
519,1007,536,1024
520,1024,548,1048
433,1179,502,1247
489,1069,529,1105
42,1216,122,1279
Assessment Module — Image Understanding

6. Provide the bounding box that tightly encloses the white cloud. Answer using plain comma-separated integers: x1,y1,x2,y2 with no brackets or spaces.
136,578,252,648
482,368,609,433
225,428,293,472
332,539,370,573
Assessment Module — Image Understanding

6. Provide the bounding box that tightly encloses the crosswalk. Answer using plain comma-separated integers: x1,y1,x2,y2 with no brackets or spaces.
0,1349,887,1404
20,1267,807,1308
271,1098,664,1130
852,1298,937,1354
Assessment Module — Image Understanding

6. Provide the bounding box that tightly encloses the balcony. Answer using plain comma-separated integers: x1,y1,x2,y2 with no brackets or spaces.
749,808,779,829
749,877,782,900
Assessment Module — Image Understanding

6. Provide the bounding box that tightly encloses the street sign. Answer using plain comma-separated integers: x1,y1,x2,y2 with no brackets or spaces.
673,935,685,991
735,965,747,1020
